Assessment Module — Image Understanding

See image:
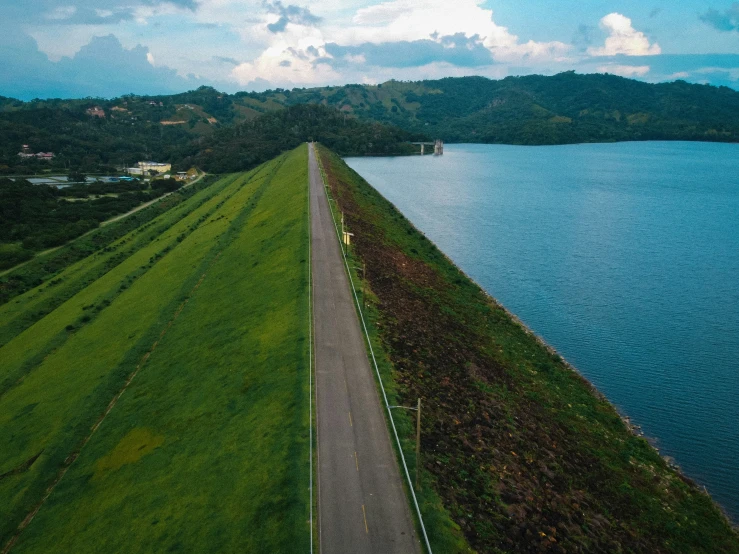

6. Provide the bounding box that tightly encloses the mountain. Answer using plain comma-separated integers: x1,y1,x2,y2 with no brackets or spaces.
278,72,739,144
2,72,739,176
0,92,422,176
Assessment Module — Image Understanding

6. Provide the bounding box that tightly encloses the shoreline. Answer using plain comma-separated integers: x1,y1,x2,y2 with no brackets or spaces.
393,198,737,527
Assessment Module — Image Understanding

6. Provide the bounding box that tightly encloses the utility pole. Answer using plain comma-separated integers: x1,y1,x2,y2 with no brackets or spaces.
416,397,422,490
362,262,366,309
389,400,423,491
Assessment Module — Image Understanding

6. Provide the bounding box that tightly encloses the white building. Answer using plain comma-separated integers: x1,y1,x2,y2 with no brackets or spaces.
136,161,171,174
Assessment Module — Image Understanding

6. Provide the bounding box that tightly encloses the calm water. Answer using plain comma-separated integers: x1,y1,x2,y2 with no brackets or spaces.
345,142,739,521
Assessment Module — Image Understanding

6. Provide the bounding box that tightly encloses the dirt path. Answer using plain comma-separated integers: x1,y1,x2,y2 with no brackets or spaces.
101,173,205,227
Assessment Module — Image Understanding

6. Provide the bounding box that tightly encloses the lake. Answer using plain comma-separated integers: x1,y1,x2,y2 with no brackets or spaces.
345,141,739,521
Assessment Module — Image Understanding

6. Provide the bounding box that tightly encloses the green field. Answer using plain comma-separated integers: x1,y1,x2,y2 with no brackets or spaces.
0,146,311,552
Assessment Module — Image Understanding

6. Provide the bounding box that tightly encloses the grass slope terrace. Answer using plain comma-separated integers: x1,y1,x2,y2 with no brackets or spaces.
0,146,311,552
316,144,739,553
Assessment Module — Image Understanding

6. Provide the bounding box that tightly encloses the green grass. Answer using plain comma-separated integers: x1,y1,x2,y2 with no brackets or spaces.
0,170,260,401
1,146,311,552
0,175,223,305
0,175,235,349
316,144,739,554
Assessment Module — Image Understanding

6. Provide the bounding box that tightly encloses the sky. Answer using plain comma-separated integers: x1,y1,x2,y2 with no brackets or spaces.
1,0,738,99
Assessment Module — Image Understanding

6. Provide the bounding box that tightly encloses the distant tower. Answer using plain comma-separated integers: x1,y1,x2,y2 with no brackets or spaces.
434,139,443,155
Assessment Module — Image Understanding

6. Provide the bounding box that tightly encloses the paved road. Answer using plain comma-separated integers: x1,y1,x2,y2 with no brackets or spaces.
309,143,421,554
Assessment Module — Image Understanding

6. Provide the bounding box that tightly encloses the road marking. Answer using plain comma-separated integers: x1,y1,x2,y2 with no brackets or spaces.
348,411,353,427
362,504,369,534
354,451,359,471
314,146,431,553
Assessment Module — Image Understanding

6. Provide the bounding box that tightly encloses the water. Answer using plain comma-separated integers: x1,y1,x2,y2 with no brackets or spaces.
345,142,739,521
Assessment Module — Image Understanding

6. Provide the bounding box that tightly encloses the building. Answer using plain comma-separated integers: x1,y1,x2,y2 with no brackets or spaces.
17,149,54,160
86,106,105,118
136,161,171,174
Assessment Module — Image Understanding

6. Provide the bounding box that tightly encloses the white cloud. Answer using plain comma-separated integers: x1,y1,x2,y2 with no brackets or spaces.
596,64,650,77
231,23,339,87
332,0,570,63
588,13,661,56
227,0,572,88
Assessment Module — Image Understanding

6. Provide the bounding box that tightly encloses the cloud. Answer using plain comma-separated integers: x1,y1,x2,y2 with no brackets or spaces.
577,54,739,88
159,0,198,10
213,55,240,65
700,4,739,32
32,0,196,26
265,1,321,33
596,64,650,77
323,33,493,69
331,0,570,63
229,0,570,90
588,13,661,56
230,23,338,88
40,5,135,25
0,30,203,99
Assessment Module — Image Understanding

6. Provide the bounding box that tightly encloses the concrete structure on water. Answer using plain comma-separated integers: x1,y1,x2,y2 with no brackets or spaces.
411,140,444,155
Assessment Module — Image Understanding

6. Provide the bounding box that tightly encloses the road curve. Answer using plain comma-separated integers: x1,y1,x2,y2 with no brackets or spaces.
309,143,421,554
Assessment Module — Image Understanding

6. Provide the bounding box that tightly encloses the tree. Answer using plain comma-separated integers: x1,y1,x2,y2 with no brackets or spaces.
68,170,86,183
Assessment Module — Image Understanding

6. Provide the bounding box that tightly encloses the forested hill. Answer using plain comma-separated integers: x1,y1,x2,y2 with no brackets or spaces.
275,72,739,144
0,98,421,176
183,104,423,173
3,72,739,175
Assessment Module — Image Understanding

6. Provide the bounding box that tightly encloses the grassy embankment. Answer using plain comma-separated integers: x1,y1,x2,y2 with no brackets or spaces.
1,145,311,552
0,175,233,352
0,174,221,302
316,144,739,553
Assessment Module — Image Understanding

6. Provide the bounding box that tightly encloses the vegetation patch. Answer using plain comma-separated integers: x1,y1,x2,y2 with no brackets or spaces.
317,144,739,553
1,148,310,552
0,174,221,305
94,428,164,479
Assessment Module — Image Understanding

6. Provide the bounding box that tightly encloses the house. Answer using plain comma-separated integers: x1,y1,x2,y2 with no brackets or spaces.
17,149,54,160
137,161,171,174
86,106,105,118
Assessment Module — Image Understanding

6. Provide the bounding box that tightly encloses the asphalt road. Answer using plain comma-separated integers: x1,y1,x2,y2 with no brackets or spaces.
309,143,421,554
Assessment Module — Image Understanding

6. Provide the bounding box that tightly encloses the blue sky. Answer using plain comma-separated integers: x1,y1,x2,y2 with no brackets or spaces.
1,0,738,99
